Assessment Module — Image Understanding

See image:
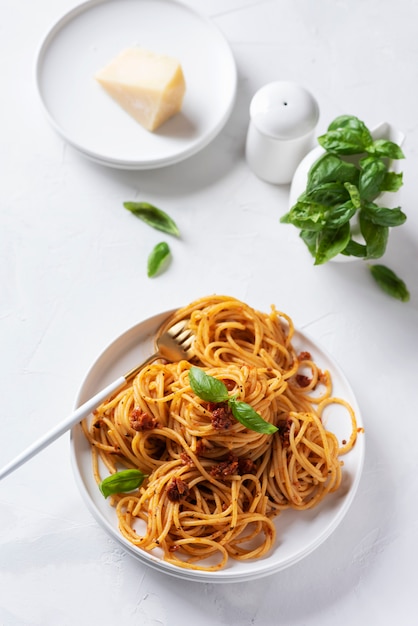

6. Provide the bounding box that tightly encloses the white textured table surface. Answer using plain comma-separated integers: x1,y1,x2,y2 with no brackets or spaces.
1,1,418,624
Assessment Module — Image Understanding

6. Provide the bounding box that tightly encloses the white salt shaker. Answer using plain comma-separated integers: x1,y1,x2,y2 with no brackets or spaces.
245,81,319,185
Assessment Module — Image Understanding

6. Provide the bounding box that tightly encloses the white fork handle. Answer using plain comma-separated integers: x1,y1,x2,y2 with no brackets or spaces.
0,375,126,481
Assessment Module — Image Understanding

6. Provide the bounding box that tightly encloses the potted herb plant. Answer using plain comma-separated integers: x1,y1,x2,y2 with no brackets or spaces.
281,115,409,301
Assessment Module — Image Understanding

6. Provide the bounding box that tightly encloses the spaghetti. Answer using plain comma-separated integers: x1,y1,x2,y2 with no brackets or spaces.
82,295,358,571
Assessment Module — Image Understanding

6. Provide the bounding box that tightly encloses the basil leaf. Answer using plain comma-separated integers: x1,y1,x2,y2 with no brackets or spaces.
299,229,318,257
189,367,229,403
325,201,357,228
147,242,171,277
359,213,388,259
306,153,359,191
369,265,410,302
314,222,351,265
361,203,407,227
189,369,278,435
99,469,147,498
318,128,373,155
228,397,278,435
359,156,387,201
382,171,403,193
367,139,405,160
301,182,350,206
281,202,326,231
341,239,367,257
327,115,370,134
124,201,180,237
344,182,361,208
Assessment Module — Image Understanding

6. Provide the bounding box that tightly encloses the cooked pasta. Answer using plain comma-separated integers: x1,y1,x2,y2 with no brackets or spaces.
82,295,358,571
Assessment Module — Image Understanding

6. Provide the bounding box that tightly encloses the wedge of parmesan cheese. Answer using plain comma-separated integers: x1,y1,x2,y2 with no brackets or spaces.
95,47,186,131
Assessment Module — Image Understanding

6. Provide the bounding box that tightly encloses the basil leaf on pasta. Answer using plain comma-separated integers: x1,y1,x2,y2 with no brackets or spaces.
228,397,278,435
189,367,278,435
124,201,180,237
99,469,147,498
189,367,229,403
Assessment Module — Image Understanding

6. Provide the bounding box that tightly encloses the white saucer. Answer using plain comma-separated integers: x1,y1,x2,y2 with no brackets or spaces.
36,0,237,169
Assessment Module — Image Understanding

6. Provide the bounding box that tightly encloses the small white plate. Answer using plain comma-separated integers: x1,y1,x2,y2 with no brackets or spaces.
70,310,365,583
36,0,237,169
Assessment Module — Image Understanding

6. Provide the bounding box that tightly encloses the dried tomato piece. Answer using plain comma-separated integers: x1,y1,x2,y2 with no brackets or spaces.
295,374,312,388
210,454,254,479
130,407,157,431
210,402,234,430
167,477,190,502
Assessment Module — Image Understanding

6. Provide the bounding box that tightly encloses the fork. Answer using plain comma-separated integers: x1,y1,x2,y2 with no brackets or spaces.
0,319,193,480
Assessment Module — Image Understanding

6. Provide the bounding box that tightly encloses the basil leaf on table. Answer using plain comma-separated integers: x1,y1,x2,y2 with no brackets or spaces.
369,265,410,302
99,469,147,498
188,367,229,403
147,241,171,277
228,397,278,435
124,201,180,237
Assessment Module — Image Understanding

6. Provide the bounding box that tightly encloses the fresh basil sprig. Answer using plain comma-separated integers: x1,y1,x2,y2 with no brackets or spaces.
147,241,171,277
281,114,409,300
124,201,180,237
99,469,147,498
188,367,278,435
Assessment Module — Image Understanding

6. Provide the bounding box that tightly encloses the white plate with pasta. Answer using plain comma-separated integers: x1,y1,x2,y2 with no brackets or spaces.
70,296,365,582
